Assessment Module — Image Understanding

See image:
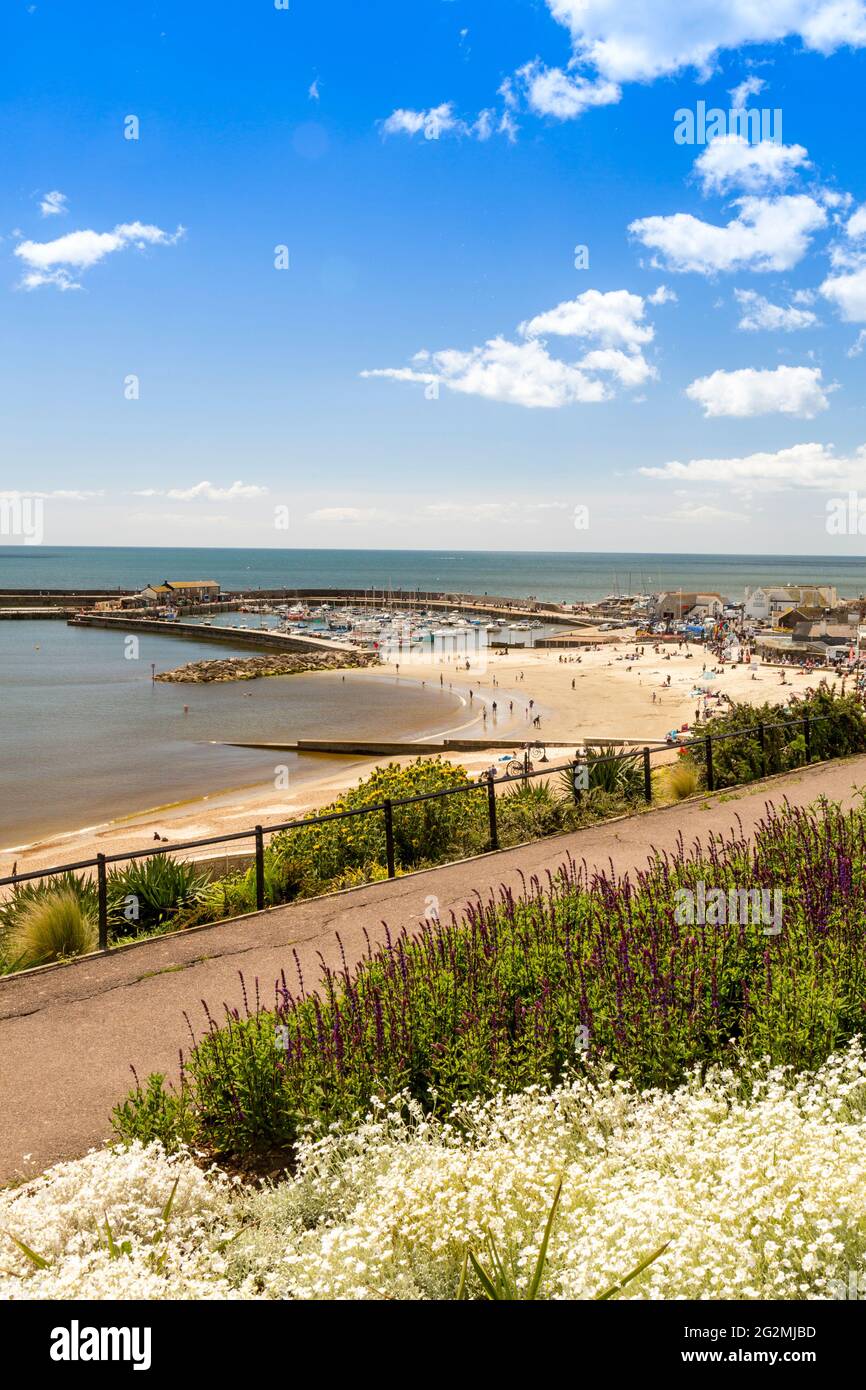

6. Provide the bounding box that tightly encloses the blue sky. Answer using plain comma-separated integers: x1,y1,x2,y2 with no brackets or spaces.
4,0,866,554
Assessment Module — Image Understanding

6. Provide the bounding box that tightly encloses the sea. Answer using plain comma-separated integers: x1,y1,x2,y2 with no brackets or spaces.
4,546,866,604
3,546,866,850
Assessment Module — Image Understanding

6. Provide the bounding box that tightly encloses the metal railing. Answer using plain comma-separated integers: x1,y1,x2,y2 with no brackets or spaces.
0,710,849,953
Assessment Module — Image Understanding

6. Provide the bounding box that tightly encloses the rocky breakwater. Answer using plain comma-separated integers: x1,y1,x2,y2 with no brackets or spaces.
154,651,377,683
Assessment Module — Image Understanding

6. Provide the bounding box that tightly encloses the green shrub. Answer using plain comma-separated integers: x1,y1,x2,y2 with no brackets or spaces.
558,744,644,804
107,855,210,936
499,781,571,842
692,683,866,790
667,760,700,800
0,871,97,937
8,889,97,967
269,757,486,885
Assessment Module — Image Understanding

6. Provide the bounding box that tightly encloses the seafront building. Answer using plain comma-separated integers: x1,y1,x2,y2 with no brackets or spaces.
651,592,726,624
743,585,838,623
129,580,221,608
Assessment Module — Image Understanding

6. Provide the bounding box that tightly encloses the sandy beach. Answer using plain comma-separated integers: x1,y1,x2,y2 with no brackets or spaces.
2,634,836,880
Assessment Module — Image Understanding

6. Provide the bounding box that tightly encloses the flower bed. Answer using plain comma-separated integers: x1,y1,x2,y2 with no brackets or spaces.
6,1045,866,1300
114,796,866,1157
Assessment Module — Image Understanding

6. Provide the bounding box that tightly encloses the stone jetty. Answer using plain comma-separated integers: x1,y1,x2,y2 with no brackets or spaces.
154,651,377,683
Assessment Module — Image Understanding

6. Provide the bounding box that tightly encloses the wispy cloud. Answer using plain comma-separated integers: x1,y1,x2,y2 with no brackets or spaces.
133,480,267,501
14,220,185,291
39,190,68,217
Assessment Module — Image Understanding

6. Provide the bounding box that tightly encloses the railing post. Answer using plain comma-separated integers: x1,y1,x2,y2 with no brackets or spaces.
705,735,715,792
804,715,811,765
487,775,499,850
97,853,108,951
254,825,265,910
642,746,652,804
758,722,767,778
383,800,396,878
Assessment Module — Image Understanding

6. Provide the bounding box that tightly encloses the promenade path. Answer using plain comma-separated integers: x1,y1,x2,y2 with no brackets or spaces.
3,753,866,1185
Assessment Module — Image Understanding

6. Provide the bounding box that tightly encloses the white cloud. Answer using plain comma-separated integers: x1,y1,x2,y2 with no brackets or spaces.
847,204,866,238
542,1,866,88
729,75,766,108
694,135,809,194
14,221,184,290
498,110,519,142
577,347,656,386
515,60,620,119
821,263,866,320
848,328,866,356
39,190,68,217
134,481,267,501
364,288,657,408
641,441,866,491
364,338,610,408
382,101,511,142
685,365,831,418
521,288,654,350
658,500,751,524
630,195,827,274
648,284,678,305
734,288,818,331
382,103,462,138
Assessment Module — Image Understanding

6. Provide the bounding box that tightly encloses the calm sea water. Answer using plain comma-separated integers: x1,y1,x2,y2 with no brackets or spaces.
4,546,866,603
0,620,466,849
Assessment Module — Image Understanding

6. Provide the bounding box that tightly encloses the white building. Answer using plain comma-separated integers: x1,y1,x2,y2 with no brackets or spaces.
744,585,837,623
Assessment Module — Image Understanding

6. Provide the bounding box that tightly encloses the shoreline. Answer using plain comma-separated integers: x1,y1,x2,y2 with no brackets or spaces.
0,663,525,874
2,638,837,879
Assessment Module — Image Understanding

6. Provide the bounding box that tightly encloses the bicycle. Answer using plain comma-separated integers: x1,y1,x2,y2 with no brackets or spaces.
503,741,546,778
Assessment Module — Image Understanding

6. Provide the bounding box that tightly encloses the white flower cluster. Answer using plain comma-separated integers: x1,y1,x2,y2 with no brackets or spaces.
231,1043,866,1300
5,1046,866,1301
0,1141,245,1300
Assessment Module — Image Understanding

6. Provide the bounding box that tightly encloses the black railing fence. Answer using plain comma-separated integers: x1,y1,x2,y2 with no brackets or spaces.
0,711,844,953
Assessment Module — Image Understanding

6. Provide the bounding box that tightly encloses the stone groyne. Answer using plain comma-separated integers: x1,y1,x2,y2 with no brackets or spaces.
155,651,377,683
